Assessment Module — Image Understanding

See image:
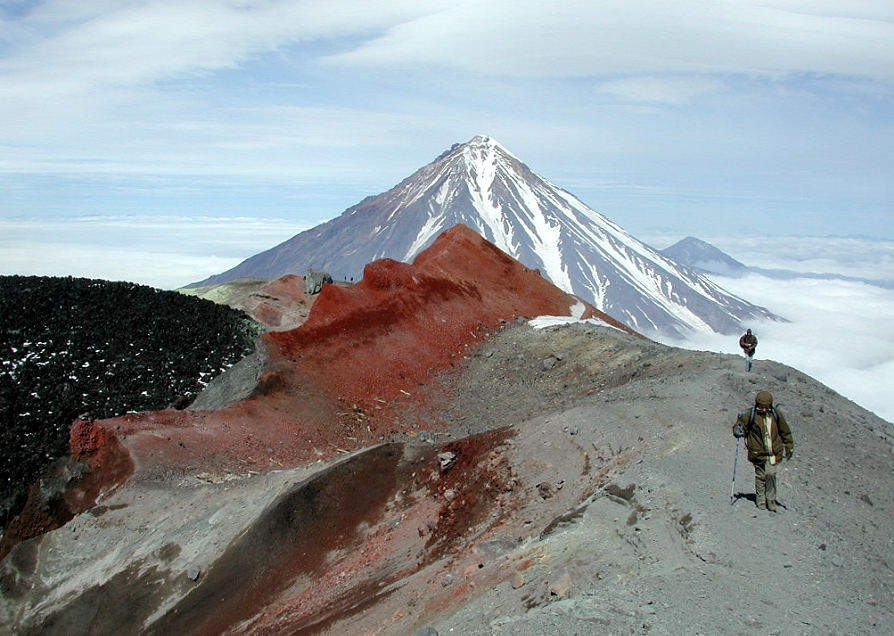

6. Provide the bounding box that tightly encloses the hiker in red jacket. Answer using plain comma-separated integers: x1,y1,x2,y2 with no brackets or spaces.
739,328,758,372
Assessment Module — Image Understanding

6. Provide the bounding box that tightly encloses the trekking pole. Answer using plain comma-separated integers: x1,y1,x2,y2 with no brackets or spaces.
730,436,740,505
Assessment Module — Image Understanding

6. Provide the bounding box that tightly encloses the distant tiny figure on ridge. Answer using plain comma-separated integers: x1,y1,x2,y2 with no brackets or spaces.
739,328,758,372
732,390,794,512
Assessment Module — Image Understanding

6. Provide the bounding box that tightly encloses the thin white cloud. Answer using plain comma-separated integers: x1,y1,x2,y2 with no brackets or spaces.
0,1,440,95
327,1,894,81
0,103,433,181
598,75,728,105
0,2,438,148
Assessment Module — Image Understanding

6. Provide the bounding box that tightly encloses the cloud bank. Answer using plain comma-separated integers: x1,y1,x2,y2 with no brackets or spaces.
652,234,894,425
328,1,894,81
0,216,301,290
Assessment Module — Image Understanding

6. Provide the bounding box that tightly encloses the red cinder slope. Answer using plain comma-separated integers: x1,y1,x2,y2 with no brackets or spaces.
267,223,633,417
109,224,632,479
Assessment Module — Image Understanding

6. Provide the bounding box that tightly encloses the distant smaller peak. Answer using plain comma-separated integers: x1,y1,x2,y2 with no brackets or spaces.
677,236,712,248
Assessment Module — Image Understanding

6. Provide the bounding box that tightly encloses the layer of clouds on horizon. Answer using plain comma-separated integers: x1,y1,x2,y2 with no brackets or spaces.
0,215,305,289
1,1,892,242
649,233,894,426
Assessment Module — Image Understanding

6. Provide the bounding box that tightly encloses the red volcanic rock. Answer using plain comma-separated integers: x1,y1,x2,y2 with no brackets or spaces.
71,416,133,476
252,274,313,329
115,225,632,476
0,419,134,559
62,418,134,516
261,273,307,300
270,224,631,413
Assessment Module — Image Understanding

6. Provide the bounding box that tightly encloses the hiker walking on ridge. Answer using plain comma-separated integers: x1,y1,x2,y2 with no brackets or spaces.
733,390,794,511
739,328,758,371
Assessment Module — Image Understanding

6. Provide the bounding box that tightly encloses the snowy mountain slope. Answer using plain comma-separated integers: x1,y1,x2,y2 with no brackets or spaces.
190,136,778,337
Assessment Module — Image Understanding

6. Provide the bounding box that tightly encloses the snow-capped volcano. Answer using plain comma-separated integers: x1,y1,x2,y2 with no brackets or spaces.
191,135,777,337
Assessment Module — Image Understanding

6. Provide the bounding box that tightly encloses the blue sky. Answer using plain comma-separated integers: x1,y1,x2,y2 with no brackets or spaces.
2,2,894,422
1,1,892,282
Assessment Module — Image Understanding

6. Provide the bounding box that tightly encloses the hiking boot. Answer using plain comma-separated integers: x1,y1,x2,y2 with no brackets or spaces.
767,500,778,512
756,501,767,510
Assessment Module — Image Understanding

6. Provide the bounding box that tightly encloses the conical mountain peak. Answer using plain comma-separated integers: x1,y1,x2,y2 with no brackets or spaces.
469,133,494,145
461,134,516,161
463,134,503,152
428,135,522,192
437,135,522,175
190,138,779,338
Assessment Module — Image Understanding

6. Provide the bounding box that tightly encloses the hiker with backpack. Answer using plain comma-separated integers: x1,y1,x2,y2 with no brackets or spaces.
732,390,794,512
739,328,758,371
